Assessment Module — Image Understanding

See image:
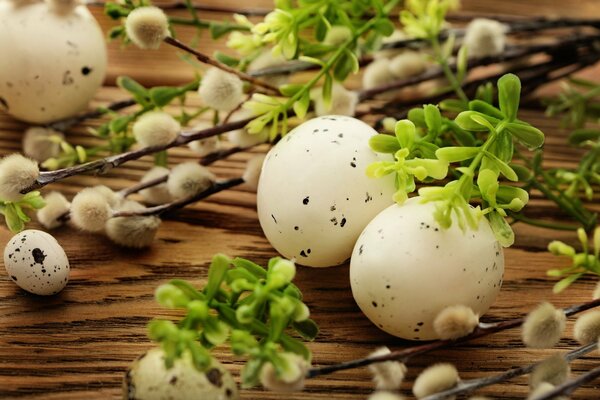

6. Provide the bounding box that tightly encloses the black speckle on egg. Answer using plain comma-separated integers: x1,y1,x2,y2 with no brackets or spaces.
359,245,364,255
365,192,373,203
350,157,357,168
330,217,338,226
372,301,378,308
386,285,390,289
32,248,46,264
81,66,92,76
10,275,17,281
303,196,310,205
271,214,277,224
294,226,299,231
300,250,308,257
62,70,74,86
330,204,336,211
0,96,8,111
340,217,347,227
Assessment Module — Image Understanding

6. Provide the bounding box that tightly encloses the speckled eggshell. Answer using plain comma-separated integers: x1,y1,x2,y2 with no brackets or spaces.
124,348,239,400
350,198,504,340
4,229,70,295
257,115,395,268
0,0,107,123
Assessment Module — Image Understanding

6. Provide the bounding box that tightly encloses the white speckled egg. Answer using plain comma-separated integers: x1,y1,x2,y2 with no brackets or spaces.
4,229,70,295
257,115,395,268
0,0,107,123
350,197,504,340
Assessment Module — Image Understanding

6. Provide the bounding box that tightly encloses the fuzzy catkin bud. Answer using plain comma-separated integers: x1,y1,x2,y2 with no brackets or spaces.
125,6,170,50
92,185,121,208
433,305,479,340
198,68,244,112
133,111,180,148
313,84,358,117
374,29,408,59
188,121,220,157
259,353,308,392
362,59,396,91
529,354,570,389
0,154,40,201
463,18,508,58
226,110,269,147
70,187,112,232
22,127,63,162
521,302,566,349
368,392,405,400
412,363,459,399
106,200,161,248
367,347,407,391
167,162,215,200
36,191,70,229
243,154,265,192
388,51,427,80
573,311,600,345
526,382,568,400
139,166,172,205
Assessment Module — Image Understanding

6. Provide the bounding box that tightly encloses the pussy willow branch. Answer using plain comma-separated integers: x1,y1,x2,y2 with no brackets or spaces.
113,177,245,217
533,366,600,400
163,36,279,94
118,145,252,197
306,298,600,378
423,342,598,400
21,117,253,193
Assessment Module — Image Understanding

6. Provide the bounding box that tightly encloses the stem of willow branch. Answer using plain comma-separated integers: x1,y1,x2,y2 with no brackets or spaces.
46,99,136,132
113,178,245,217
21,117,254,194
117,145,252,198
163,36,279,94
422,342,598,400
306,298,600,378
533,365,600,400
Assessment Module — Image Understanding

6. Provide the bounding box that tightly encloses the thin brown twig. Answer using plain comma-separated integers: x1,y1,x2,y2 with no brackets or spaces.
532,365,600,400
423,342,598,400
163,36,279,94
113,177,245,217
306,298,600,378
21,117,254,194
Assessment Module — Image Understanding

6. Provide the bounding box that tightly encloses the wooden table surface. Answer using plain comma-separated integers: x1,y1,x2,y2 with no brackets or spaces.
1,1,600,399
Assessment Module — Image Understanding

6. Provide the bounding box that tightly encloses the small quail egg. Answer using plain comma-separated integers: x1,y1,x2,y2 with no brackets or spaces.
4,229,70,295
257,115,395,268
350,197,504,340
123,348,239,400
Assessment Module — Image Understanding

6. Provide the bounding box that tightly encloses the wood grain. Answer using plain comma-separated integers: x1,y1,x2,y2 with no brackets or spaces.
2,1,600,399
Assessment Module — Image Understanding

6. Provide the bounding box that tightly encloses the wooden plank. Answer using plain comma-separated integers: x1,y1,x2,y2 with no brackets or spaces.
2,1,600,399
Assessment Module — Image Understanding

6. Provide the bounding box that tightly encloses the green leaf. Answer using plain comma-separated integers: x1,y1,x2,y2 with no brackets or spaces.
323,73,333,109
292,319,319,341
407,108,426,127
293,92,310,120
109,115,132,134
505,122,545,150
208,22,237,39
395,120,415,150
374,18,395,36
484,152,519,181
469,100,504,119
456,44,468,83
553,273,583,294
117,76,149,105
315,15,330,41
435,146,480,163
511,164,532,181
3,204,25,233
241,357,264,388
280,334,311,360
497,185,529,206
205,254,231,301
568,129,600,145
149,86,184,107
423,104,442,136
279,84,304,97
439,99,468,113
333,49,358,82
487,210,514,247
369,134,400,154
455,111,500,131
232,257,267,278
169,279,206,300
214,51,240,67
498,73,521,121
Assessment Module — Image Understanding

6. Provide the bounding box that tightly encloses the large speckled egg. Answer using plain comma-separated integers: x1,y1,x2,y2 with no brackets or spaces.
4,229,70,295
350,197,504,340
123,348,239,400
0,0,107,123
257,115,395,268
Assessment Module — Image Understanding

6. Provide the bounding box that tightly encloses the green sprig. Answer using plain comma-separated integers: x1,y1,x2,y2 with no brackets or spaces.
0,191,46,233
148,254,318,388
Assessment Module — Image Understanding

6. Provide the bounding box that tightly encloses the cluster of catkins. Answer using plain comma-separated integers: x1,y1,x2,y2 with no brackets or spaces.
362,300,600,399
363,18,508,97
